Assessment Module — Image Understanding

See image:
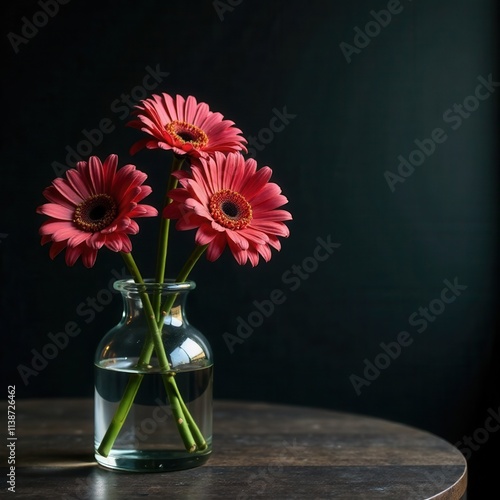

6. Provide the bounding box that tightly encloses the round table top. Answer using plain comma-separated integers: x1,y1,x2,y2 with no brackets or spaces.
10,398,466,499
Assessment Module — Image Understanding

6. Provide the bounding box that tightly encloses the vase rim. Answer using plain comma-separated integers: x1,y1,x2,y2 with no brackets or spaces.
113,279,196,293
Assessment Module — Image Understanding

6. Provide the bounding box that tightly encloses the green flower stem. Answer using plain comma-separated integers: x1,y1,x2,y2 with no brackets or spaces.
176,244,209,284
97,376,195,458
157,244,209,450
152,154,185,321
170,374,208,450
96,374,144,457
121,252,169,369
121,252,196,450
97,251,196,457
156,244,209,326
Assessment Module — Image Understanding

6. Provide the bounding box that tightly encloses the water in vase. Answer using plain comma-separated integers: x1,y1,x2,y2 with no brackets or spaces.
94,358,213,472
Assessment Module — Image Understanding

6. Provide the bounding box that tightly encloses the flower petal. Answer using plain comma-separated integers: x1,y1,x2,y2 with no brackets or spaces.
206,233,227,262
161,151,291,265
36,203,74,220
128,92,247,158
36,154,156,267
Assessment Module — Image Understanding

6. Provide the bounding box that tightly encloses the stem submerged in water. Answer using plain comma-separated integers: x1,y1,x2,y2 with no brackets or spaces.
96,247,208,457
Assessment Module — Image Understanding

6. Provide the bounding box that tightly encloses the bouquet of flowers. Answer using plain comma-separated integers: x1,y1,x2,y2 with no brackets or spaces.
36,93,292,464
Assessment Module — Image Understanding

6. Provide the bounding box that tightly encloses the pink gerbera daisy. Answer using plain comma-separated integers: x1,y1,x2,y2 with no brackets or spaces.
128,93,248,159
163,152,292,266
37,154,158,268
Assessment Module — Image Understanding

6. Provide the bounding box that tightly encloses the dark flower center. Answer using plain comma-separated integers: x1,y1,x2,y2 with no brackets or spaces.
209,189,252,230
73,194,118,232
221,201,238,218
178,131,196,142
165,120,209,148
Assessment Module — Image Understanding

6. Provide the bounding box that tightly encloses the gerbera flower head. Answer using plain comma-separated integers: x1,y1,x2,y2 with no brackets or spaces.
36,154,158,268
163,152,292,266
127,93,248,159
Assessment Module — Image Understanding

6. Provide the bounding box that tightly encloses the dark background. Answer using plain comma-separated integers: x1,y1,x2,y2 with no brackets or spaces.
2,0,498,497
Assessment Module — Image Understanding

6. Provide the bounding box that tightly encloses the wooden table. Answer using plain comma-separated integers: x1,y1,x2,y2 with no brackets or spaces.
5,399,467,499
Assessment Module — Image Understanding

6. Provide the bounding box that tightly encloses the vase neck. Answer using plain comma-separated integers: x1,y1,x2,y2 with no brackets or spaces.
114,279,195,326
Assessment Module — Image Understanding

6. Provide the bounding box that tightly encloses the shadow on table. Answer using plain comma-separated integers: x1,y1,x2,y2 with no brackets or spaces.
17,450,94,470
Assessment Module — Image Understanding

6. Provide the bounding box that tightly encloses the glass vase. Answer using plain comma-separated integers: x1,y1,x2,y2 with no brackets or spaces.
94,279,213,472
